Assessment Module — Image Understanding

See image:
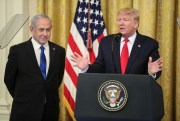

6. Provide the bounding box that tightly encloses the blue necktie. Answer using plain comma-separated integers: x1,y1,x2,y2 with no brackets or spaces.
40,46,46,80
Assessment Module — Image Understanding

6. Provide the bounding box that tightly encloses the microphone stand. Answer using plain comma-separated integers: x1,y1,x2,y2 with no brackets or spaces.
112,33,121,73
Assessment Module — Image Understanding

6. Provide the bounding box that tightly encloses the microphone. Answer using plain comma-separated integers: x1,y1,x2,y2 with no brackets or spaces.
112,33,121,73
112,33,121,52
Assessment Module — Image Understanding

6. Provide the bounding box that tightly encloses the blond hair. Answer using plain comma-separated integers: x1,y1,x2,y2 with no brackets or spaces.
118,8,139,23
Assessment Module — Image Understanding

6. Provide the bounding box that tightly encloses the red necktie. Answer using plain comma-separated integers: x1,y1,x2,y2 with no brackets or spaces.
120,38,129,74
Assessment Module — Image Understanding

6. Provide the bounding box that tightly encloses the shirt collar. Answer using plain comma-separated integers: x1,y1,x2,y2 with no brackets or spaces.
121,32,137,44
31,38,49,50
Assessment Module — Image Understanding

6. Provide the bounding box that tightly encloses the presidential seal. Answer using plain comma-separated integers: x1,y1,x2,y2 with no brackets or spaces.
97,80,128,111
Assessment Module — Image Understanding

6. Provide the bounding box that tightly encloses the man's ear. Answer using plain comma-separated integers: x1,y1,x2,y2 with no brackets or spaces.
30,26,32,30
29,26,33,32
134,23,139,28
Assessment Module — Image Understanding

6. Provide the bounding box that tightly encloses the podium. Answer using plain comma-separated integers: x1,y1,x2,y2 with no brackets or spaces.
74,73,164,121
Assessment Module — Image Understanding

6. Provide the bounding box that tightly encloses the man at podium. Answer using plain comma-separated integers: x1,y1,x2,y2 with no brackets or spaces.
71,8,162,80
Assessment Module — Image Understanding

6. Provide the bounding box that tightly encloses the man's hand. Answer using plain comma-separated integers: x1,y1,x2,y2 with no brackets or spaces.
148,57,163,75
70,52,89,70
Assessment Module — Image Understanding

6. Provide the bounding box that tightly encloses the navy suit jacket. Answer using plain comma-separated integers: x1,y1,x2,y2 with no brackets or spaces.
87,32,161,80
4,38,65,121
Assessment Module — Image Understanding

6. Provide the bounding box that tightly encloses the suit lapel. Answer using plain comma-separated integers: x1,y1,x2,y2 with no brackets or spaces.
46,42,55,79
25,40,42,75
113,38,121,73
125,34,143,73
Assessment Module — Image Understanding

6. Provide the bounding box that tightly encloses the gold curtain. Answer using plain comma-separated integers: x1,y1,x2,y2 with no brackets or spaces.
37,0,180,121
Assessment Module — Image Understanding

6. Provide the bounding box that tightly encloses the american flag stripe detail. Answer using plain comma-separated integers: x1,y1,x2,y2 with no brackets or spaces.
64,1,107,120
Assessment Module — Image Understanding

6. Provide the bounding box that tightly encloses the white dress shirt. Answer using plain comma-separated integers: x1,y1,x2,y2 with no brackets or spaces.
31,38,50,75
120,32,137,56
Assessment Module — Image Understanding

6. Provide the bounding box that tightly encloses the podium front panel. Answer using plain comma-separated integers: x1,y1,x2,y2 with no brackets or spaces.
74,73,164,121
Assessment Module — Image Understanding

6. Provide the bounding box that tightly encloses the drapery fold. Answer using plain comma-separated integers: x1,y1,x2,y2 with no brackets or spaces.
37,0,180,121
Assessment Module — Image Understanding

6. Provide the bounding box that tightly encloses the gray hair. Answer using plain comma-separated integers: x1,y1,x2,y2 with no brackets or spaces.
31,14,52,28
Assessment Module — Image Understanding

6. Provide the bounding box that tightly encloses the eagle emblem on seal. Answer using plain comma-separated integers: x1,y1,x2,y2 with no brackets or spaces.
98,80,128,111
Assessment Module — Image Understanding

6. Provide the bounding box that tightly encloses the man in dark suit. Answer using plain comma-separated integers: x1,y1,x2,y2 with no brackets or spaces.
4,14,65,121
71,8,162,80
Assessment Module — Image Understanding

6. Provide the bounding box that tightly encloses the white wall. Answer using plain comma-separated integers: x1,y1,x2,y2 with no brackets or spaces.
0,0,37,121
